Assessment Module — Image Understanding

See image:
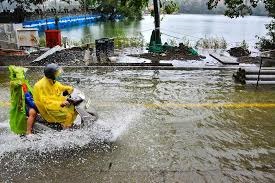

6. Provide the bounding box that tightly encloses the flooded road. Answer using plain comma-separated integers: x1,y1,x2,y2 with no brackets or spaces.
0,68,275,182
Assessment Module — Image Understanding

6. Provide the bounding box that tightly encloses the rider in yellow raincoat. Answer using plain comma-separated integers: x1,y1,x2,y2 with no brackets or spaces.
33,63,77,128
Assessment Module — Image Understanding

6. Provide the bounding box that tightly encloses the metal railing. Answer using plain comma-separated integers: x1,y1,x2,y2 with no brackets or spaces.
255,49,275,88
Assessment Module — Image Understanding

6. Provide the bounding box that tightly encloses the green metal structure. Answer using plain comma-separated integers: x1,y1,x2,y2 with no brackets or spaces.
148,0,199,56
148,0,164,53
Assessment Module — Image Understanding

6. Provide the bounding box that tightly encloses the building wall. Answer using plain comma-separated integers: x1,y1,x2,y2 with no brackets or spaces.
0,23,22,49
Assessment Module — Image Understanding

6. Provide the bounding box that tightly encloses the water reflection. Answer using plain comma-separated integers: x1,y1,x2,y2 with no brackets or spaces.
56,15,271,50
57,19,142,43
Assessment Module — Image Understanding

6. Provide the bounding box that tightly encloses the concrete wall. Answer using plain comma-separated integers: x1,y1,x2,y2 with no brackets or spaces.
0,23,22,49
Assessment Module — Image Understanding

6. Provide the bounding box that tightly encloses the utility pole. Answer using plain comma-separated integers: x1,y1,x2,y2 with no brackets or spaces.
148,0,162,53
153,0,161,44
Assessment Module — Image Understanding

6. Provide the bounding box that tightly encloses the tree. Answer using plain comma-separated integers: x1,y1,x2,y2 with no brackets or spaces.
207,0,275,50
0,0,5,11
79,0,150,20
10,0,46,10
207,0,274,18
162,0,179,14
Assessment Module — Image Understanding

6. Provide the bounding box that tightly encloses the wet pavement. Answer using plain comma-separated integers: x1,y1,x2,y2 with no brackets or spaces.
0,67,275,182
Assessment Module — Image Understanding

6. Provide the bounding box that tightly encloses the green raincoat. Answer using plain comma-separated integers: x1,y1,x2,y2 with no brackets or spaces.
9,66,32,135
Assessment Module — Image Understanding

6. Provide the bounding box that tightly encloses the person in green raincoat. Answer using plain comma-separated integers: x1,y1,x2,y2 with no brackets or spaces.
9,66,37,135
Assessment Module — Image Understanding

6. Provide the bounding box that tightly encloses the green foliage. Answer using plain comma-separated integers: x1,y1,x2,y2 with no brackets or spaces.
167,39,177,46
195,37,227,49
4,0,49,11
39,37,46,47
256,20,275,51
114,36,144,48
163,1,179,14
15,0,46,5
61,36,144,49
151,0,179,16
79,0,98,10
207,0,275,50
207,0,274,18
239,40,249,50
175,0,266,16
165,37,191,47
9,0,148,20
79,0,149,20
181,37,191,47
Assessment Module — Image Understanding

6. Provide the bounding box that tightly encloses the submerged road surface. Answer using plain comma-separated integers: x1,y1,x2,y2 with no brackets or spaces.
0,68,275,182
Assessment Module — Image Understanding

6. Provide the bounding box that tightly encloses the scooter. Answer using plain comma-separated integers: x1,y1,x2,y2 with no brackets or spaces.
33,89,98,132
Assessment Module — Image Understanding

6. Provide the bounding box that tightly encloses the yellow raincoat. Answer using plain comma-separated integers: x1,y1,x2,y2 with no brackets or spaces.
33,76,77,127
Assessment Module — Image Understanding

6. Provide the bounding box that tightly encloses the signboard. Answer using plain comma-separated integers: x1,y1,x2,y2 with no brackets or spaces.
17,28,39,47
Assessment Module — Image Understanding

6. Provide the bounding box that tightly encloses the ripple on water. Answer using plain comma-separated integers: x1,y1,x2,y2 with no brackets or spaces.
0,68,275,182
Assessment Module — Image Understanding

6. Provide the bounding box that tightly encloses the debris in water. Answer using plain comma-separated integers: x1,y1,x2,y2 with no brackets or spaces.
108,162,112,170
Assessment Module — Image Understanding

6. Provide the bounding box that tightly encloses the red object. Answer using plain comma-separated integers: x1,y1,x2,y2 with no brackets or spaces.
22,83,28,93
45,30,61,48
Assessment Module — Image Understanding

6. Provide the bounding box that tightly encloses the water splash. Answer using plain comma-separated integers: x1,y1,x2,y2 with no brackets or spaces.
0,105,144,159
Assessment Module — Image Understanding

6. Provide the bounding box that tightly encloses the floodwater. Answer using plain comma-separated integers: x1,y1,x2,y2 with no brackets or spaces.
0,67,275,182
58,14,272,49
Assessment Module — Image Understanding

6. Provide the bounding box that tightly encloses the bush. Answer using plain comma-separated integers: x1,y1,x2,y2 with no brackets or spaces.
195,37,227,49
256,21,275,51
39,37,46,47
239,40,249,50
114,36,144,48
